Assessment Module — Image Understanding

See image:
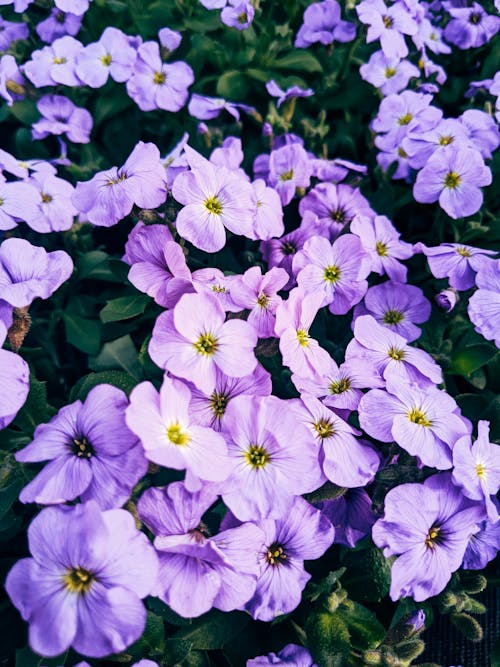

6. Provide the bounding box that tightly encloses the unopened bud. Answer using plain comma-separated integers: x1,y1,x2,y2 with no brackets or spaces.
461,573,487,594
6,79,25,96
384,609,425,645
393,639,425,661
435,288,458,312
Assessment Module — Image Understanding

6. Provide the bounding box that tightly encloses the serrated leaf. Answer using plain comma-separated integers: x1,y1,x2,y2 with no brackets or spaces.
100,294,150,323
63,313,101,354
89,335,142,379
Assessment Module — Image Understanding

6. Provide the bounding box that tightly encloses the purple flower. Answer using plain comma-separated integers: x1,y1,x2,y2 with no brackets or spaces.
0,16,29,50
317,488,376,548
435,288,458,312
221,396,322,521
293,234,371,315
275,288,332,380
413,145,492,219
359,381,469,470
351,214,413,282
126,42,194,112
35,9,82,43
0,150,56,180
413,17,451,54
186,364,272,431
266,80,314,108
444,2,500,49
137,482,262,617
0,180,39,231
210,137,246,174
191,268,243,312
459,109,500,160
268,143,312,206
158,27,182,51
244,497,334,620
250,179,284,240
248,644,317,667
310,156,367,183
23,36,83,88
231,266,289,338
149,292,258,394
357,0,418,59
0,54,25,106
295,395,380,487
5,502,158,657
76,27,137,88
32,94,92,144
372,91,442,144
0,334,29,429
468,259,500,348
23,172,77,233
221,0,255,29
415,241,496,291
360,51,420,95
462,516,500,570
295,0,356,48
73,141,167,226
172,146,254,251
55,0,90,15
402,118,471,170
372,473,484,601
260,225,312,289
353,281,431,342
126,375,231,488
188,93,255,121
16,384,147,509
0,238,73,308
452,421,500,521
162,132,189,189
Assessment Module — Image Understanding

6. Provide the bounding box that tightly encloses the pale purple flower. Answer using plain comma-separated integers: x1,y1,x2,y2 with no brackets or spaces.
351,214,413,282
295,0,356,48
0,180,39,230
357,0,418,59
23,36,83,88
248,644,317,666
353,280,431,342
360,51,420,95
209,137,246,175
462,516,500,570
24,172,77,233
244,497,334,620
126,375,231,488
260,225,312,289
266,80,314,108
402,118,471,170
76,27,137,88
126,42,194,112
162,132,189,189
359,381,469,470
468,259,500,347
310,157,367,183
0,238,73,307
293,234,371,315
221,0,255,29
138,482,262,618
376,145,412,181
73,141,167,226
0,17,29,50
0,342,29,430
191,268,242,312
16,385,147,509
158,27,182,51
55,0,90,15
413,17,451,54
32,94,92,144
0,151,56,180
415,241,497,291
5,502,158,657
372,91,442,144
268,143,312,206
232,266,289,338
444,2,500,49
317,488,376,548
436,288,458,312
188,93,255,121
0,54,25,106
414,145,492,219
36,9,82,43
373,473,484,601
172,146,254,251
249,179,284,240
459,109,500,160
149,292,258,394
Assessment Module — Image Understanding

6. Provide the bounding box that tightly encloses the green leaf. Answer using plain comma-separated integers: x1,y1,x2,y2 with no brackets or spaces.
128,612,165,658
63,313,101,355
69,371,139,402
89,334,142,379
9,100,39,126
171,610,249,650
100,294,150,323
341,546,391,603
76,251,124,283
12,376,52,435
216,71,250,100
93,84,134,126
337,601,386,650
449,345,498,376
306,611,351,667
16,647,68,667
271,51,322,73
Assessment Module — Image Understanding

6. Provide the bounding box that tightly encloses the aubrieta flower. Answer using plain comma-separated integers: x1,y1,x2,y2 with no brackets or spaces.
244,497,334,620
76,27,137,88
23,35,83,88
274,288,332,379
0,148,56,180
188,93,255,121
372,91,442,145
0,54,25,106
0,17,29,50
35,9,82,43
435,288,458,312
414,145,492,219
248,643,317,667
293,234,371,315
351,214,413,283
231,266,289,338
55,0,91,15
0,238,73,308
317,488,376,548
158,27,182,51
268,143,312,206
294,0,356,48
221,396,322,521
402,118,471,170
0,320,29,430
162,132,189,189
462,515,500,570
356,0,418,59
5,502,158,657
360,50,420,96
23,171,77,233
221,0,255,30
372,473,484,601
444,2,500,49
353,280,431,342
359,380,469,470
149,292,258,394
126,375,231,488
172,146,254,252
209,136,246,175
310,156,367,183
415,242,497,291
192,268,242,312
137,482,263,618
126,41,194,112
459,109,500,160
260,225,312,289
266,80,314,108
32,94,93,144
249,179,284,240
0,179,39,231
347,315,442,388
73,141,167,226
452,421,500,522
468,259,500,348
16,384,147,509
412,17,451,55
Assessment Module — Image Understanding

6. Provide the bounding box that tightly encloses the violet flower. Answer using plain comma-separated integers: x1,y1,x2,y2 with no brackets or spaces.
415,241,497,291
32,94,93,144
295,0,356,48
76,27,137,88
266,80,314,108
468,259,500,348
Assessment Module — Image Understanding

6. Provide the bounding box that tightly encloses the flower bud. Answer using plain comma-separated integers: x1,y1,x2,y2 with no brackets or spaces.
450,612,483,642
435,288,458,312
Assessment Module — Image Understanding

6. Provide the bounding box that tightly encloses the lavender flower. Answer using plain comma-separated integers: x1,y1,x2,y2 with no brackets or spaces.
23,172,77,233
188,93,255,120
0,54,25,106
0,324,29,429
444,2,500,49
268,143,312,206
295,0,356,48
32,94,92,144
415,242,496,291
0,180,39,230
221,0,255,30
436,288,458,312
23,35,83,88
357,0,418,59
0,17,29,50
158,27,182,51
468,259,500,348
462,516,500,570
35,9,82,43
317,488,376,548
250,179,284,240
248,644,317,666
266,80,314,108
5,502,158,657
360,51,420,96
76,27,137,88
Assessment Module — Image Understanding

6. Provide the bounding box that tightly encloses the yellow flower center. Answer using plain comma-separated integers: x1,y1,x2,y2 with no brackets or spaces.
387,346,405,361
71,436,94,458
438,135,454,146
167,423,190,446
204,195,223,215
383,15,393,28
313,418,335,439
329,377,351,394
385,67,397,78
244,444,271,469
398,113,413,125
376,241,388,257
456,246,472,257
266,543,287,566
41,192,53,203
476,462,486,480
194,333,218,356
444,171,461,189
330,207,346,223
100,53,112,66
52,56,67,64
324,265,341,284
153,71,166,85
407,408,432,427
383,309,405,324
279,170,294,182
296,329,310,347
425,526,440,549
209,391,229,418
257,293,270,308
63,567,95,594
